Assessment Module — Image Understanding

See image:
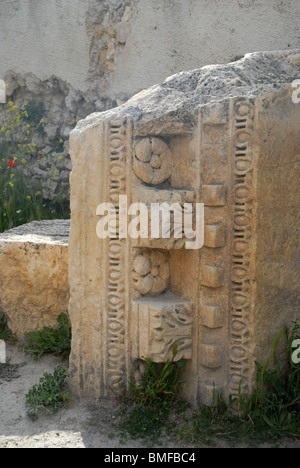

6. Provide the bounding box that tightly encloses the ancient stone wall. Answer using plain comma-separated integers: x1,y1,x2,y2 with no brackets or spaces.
1,0,300,201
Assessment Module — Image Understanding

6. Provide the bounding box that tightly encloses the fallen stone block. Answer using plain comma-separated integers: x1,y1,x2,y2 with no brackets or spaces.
68,49,300,405
0,220,70,338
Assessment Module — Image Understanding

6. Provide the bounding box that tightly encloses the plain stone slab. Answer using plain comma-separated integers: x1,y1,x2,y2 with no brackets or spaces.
0,220,70,245
0,220,70,337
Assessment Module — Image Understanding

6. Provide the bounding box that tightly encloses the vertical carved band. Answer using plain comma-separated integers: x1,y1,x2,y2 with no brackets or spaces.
198,102,229,404
105,120,130,391
229,99,255,398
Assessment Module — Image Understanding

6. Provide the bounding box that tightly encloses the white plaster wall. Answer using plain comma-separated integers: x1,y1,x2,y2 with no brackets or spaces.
0,0,300,98
0,0,90,91
112,0,300,99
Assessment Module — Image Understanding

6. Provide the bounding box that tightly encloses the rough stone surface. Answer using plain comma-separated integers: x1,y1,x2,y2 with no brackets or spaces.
1,0,300,96
0,220,70,337
0,72,101,202
69,49,300,406
1,0,300,200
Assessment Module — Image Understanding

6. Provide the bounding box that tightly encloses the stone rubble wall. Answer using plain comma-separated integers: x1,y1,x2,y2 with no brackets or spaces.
2,71,110,201
0,0,300,201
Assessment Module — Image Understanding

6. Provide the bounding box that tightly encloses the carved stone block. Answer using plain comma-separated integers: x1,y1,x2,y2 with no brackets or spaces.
199,344,224,369
132,249,170,297
0,221,70,337
132,294,193,362
201,265,225,288
204,224,225,248
131,185,196,250
133,137,172,185
200,305,224,329
203,184,227,207
69,50,300,405
199,382,223,407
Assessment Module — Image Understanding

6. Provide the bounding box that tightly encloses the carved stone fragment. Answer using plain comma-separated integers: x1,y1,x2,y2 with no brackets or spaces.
0,221,70,337
132,249,170,297
132,294,193,362
69,50,300,405
133,137,172,185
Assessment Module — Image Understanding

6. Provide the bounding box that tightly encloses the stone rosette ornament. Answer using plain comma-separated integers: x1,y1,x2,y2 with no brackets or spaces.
132,249,170,297
133,137,172,185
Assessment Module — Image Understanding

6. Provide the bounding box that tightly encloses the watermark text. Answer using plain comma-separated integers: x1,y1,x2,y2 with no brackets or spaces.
96,196,204,250
0,339,6,364
292,79,300,104
0,80,6,104
292,339,300,364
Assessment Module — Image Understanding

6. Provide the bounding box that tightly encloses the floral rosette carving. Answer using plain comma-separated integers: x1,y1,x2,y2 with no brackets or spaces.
133,137,172,185
132,249,170,297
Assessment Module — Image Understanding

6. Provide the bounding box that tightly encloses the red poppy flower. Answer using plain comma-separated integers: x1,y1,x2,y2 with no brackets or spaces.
7,160,17,168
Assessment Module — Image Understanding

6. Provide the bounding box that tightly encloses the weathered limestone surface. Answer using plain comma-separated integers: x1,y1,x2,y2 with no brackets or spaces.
2,0,300,201
69,50,300,405
0,220,70,337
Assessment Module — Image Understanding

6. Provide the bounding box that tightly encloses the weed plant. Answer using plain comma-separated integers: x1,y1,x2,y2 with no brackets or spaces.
25,365,70,421
118,324,300,446
0,99,69,232
119,344,188,444
25,313,71,360
176,322,300,446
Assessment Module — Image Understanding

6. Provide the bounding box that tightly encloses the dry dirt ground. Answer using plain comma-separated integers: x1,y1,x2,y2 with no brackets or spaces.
0,342,299,449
